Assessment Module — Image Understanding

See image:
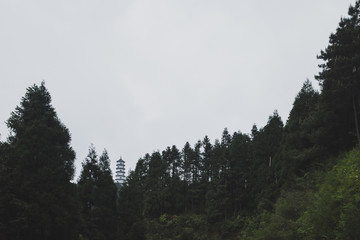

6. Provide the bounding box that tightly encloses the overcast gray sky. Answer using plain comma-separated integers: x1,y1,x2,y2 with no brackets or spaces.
0,0,355,180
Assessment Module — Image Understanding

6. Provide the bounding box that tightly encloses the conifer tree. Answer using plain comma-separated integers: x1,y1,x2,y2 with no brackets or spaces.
78,146,118,240
201,135,213,183
0,141,18,238
228,131,251,215
97,150,118,240
78,146,101,239
316,1,360,152
249,111,283,210
276,80,320,178
162,146,183,213
143,152,169,217
2,82,80,239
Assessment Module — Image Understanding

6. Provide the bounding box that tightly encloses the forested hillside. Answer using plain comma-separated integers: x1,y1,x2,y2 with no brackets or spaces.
116,2,360,239
1,1,360,240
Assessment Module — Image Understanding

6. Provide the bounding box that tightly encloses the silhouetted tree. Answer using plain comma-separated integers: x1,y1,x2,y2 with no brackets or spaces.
78,146,118,240
315,1,360,152
1,82,81,240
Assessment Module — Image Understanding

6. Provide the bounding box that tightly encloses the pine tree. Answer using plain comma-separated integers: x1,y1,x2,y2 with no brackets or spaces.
228,131,252,215
2,82,81,240
201,135,213,183
276,80,320,178
143,152,169,217
97,150,118,240
78,146,118,240
315,1,360,152
181,142,194,212
188,141,204,212
249,111,283,210
182,142,193,184
0,141,18,238
162,146,183,213
78,145,101,239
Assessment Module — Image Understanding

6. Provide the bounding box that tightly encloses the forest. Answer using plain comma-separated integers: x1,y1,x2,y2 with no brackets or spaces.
1,1,360,240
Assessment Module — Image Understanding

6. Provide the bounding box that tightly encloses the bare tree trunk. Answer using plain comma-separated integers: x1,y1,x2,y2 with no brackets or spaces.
353,95,360,142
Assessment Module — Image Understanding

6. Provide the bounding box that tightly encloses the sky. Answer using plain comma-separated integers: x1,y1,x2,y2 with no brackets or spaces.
0,0,356,180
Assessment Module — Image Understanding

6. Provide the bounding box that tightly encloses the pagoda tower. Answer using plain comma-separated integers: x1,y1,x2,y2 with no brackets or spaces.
115,157,125,185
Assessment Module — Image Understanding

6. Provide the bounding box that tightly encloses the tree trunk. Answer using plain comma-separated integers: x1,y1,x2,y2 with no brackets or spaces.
353,95,360,142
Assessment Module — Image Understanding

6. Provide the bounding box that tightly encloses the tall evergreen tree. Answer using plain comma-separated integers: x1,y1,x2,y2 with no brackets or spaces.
188,141,204,212
315,1,360,152
228,131,252,215
276,80,320,179
201,135,213,183
78,146,101,239
0,141,18,238
96,150,118,240
249,111,283,210
143,152,169,217
78,146,118,240
117,169,146,239
165,146,183,213
182,142,193,184
2,82,80,239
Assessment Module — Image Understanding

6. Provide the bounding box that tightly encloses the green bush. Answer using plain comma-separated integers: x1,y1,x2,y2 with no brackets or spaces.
298,146,360,239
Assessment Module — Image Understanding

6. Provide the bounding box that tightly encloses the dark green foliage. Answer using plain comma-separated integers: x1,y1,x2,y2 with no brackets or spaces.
276,80,321,180
117,172,142,239
0,142,18,238
248,111,284,210
115,108,287,239
228,132,251,215
315,1,360,153
0,82,81,240
249,187,313,240
146,214,209,240
143,151,169,218
298,146,360,240
201,136,213,183
118,3,360,237
118,112,285,237
78,146,118,240
127,221,146,240
163,145,184,213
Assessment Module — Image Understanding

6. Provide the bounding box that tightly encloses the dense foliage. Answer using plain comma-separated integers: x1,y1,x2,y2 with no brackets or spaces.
78,146,118,240
0,83,81,239
117,2,360,238
1,1,360,239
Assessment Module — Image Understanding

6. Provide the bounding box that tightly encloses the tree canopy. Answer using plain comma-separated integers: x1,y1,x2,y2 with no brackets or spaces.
0,82,80,240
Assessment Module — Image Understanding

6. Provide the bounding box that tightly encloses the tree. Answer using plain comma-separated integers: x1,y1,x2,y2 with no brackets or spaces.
78,146,118,240
188,141,205,212
96,150,118,240
2,82,80,240
0,141,18,238
298,147,360,239
315,1,360,152
143,152,169,217
78,145,101,239
249,111,283,210
228,131,252,215
201,135,213,183
181,142,198,212
182,142,193,184
276,80,320,178
117,170,145,239
162,145,183,213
